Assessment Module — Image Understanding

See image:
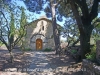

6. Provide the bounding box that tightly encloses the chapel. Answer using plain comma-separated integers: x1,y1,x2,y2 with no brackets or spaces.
25,16,55,50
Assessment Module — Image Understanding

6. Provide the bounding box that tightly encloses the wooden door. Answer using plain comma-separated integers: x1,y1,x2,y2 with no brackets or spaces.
36,39,42,50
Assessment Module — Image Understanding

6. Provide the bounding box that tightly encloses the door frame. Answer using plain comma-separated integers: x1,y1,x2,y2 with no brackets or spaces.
36,39,42,50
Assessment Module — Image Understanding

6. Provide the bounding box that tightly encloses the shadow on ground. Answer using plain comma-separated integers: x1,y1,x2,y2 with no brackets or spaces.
0,48,83,75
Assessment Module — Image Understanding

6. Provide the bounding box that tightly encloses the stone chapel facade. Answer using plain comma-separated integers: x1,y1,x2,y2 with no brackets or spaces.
25,16,55,50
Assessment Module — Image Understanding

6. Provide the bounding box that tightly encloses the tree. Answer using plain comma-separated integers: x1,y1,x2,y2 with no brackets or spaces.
49,0,62,54
69,0,100,59
0,4,27,63
62,18,80,47
91,17,100,42
56,0,100,59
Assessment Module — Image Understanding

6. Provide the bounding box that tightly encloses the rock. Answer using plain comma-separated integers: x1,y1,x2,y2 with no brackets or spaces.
96,40,100,64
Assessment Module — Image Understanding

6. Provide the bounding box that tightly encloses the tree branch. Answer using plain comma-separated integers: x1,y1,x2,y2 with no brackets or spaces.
0,35,9,50
90,0,99,21
72,38,80,47
94,22,100,28
55,0,62,7
75,0,89,18
70,0,85,34
0,11,10,31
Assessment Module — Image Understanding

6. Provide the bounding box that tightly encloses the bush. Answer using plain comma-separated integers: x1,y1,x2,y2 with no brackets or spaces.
21,47,31,51
44,48,52,52
24,48,31,51
85,45,96,61
71,49,77,54
0,42,3,46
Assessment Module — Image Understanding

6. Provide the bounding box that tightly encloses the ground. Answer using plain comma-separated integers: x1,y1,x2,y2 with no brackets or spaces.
0,46,83,75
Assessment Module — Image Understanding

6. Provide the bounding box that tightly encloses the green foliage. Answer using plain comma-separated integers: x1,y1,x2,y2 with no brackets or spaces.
85,45,96,61
44,48,52,52
10,13,15,34
0,2,28,63
51,35,53,38
20,40,28,51
9,13,15,44
0,4,28,63
19,7,27,36
0,41,3,46
71,49,77,54
91,17,100,43
62,18,80,47
24,48,31,51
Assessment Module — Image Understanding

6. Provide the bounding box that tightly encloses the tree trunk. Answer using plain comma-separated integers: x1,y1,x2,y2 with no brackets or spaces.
9,50,14,63
80,33,90,59
51,3,61,54
67,41,71,47
72,39,80,47
70,0,93,59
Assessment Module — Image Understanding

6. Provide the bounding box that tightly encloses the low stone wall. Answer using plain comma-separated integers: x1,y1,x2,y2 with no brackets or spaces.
96,40,100,64
82,59,100,75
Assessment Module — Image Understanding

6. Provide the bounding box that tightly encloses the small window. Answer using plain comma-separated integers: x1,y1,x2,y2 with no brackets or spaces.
42,26,44,30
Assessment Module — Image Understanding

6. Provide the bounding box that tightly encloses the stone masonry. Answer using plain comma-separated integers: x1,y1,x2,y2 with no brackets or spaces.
24,16,55,50
82,59,100,75
82,40,100,75
96,40,100,64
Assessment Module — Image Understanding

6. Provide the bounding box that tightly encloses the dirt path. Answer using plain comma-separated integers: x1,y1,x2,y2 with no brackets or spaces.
0,48,83,75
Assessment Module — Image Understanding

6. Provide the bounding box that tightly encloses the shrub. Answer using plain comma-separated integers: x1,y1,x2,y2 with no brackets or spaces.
71,49,77,54
24,48,31,51
21,46,31,52
44,48,52,52
85,45,96,61
0,42,3,46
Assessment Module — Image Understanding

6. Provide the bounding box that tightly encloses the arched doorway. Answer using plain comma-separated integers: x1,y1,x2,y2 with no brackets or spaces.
36,39,42,50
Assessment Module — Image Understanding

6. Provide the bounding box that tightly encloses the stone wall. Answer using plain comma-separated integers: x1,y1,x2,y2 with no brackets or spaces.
82,40,100,75
25,18,55,50
82,59,100,75
96,40,100,64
